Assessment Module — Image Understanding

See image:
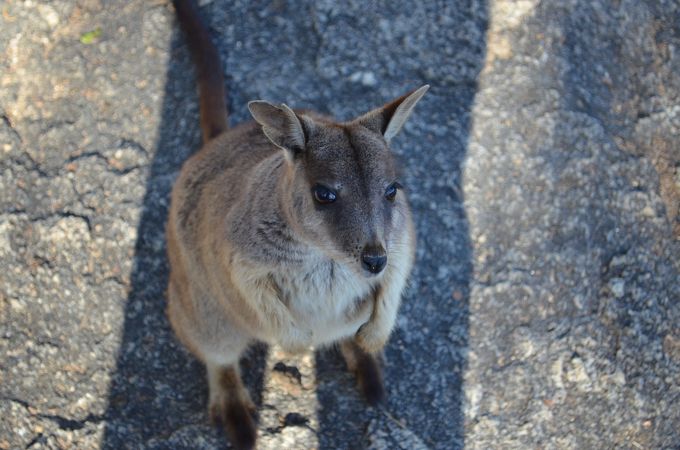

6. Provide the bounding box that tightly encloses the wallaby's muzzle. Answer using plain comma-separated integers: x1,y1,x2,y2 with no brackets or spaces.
361,244,387,274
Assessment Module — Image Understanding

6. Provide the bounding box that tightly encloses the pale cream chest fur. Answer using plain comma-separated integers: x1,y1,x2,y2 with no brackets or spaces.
228,224,413,350
230,251,374,348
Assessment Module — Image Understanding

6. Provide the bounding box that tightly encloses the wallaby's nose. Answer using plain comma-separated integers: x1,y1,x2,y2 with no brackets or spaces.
361,246,387,274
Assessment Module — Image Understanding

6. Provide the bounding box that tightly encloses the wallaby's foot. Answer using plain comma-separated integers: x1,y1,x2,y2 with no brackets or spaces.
341,340,385,406
211,399,257,450
207,364,257,450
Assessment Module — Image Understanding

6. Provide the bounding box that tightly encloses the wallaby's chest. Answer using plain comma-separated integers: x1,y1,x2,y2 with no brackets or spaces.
268,259,374,346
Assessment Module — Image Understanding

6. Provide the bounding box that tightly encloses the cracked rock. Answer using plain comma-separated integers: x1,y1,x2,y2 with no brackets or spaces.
1,0,678,449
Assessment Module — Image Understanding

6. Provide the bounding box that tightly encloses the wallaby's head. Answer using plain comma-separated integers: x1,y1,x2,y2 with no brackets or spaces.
248,86,428,276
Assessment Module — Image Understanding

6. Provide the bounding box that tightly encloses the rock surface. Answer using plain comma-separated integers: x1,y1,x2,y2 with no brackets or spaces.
0,0,678,449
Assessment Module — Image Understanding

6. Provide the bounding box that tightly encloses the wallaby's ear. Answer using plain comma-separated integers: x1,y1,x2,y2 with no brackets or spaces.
354,85,429,142
248,101,307,155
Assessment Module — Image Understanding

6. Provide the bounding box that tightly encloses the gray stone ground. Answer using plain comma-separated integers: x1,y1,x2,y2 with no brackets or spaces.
0,0,678,449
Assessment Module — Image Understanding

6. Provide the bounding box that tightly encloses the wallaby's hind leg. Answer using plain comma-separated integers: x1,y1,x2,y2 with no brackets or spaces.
340,339,385,406
207,363,257,450
166,269,256,448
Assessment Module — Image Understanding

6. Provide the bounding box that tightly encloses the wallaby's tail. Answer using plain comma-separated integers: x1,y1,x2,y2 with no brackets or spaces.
173,0,228,142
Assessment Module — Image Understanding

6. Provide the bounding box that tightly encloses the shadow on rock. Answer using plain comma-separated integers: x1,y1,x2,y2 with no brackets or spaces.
313,3,488,449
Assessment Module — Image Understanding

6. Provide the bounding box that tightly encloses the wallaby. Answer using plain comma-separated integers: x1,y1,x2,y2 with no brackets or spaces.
167,1,428,448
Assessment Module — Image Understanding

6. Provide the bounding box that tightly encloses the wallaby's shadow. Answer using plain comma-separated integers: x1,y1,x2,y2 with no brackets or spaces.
102,1,487,449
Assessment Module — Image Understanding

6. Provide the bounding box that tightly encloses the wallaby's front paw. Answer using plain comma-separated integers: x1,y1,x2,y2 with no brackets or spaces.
355,322,389,354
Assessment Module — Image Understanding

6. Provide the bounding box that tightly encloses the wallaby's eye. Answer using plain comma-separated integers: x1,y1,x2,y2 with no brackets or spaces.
385,182,400,202
312,184,337,204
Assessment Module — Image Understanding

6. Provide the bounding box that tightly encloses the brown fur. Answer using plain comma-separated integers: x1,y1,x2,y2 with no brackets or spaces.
168,1,427,448
172,0,227,140
213,367,257,450
340,340,385,405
